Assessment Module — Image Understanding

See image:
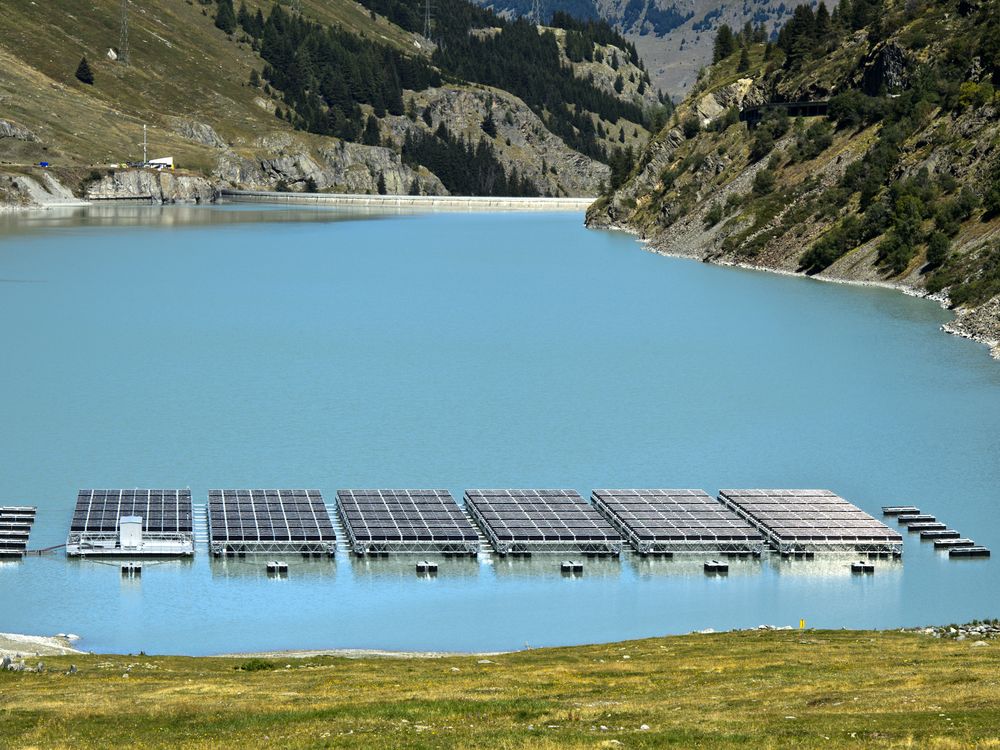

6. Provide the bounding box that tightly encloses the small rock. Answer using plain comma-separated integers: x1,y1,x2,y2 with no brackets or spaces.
972,641,989,647
622,655,631,660
68,664,78,674
640,724,650,730
477,659,493,664
1,655,10,670
956,635,966,642
450,667,460,672
36,661,45,673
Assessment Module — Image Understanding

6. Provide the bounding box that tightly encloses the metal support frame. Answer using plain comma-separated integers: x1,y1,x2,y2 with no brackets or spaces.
465,499,622,556
717,496,903,556
67,530,194,557
336,502,478,556
210,539,335,556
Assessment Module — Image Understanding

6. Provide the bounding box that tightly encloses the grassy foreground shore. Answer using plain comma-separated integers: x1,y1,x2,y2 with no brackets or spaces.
2,630,999,749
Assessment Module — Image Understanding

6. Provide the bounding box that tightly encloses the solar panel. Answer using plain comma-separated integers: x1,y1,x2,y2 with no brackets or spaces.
591,489,765,554
717,489,903,554
465,489,622,555
70,489,193,534
207,489,335,555
0,506,36,558
337,489,479,555
65,490,194,556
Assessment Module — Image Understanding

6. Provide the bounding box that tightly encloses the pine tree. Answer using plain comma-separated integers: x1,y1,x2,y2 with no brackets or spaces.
376,173,387,195
215,0,237,35
75,56,94,85
362,116,381,147
249,68,261,87
737,46,751,72
408,178,420,195
482,112,497,138
713,25,736,62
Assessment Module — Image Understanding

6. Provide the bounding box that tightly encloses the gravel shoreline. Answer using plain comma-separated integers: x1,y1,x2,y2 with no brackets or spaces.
0,632,83,657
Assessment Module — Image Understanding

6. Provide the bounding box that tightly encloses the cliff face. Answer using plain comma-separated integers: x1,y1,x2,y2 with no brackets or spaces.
84,170,216,203
587,0,1000,357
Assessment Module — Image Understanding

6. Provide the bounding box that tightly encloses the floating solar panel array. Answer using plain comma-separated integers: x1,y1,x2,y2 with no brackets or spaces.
592,489,765,555
0,506,36,559
465,489,622,556
718,489,903,555
207,489,336,555
337,489,479,556
66,490,194,556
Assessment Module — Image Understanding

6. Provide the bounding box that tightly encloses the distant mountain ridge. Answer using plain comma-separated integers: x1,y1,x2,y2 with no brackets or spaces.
472,0,822,95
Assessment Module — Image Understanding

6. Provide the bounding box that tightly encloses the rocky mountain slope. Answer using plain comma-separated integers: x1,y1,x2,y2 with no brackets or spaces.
0,0,661,205
474,0,819,94
587,0,1000,356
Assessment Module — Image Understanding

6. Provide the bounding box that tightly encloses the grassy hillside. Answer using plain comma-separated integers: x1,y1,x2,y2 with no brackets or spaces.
0,0,659,197
588,0,1000,354
3,629,1000,748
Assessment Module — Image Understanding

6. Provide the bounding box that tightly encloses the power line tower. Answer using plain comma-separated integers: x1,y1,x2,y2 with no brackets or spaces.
531,0,543,25
118,0,130,65
423,0,433,40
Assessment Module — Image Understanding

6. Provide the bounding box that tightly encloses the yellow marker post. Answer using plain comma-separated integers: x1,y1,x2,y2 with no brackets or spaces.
799,619,806,629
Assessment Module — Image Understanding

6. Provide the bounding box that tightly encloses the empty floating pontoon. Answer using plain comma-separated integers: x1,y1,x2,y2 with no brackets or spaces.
336,489,479,556
465,489,622,556
591,489,765,556
67,490,194,557
717,489,903,556
0,506,36,559
208,489,336,556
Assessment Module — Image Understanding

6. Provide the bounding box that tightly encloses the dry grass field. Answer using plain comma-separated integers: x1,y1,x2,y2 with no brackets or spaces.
2,629,1000,749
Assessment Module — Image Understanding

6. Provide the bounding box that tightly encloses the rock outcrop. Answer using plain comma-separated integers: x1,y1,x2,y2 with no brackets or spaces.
84,170,216,203
170,118,227,149
0,119,37,141
383,86,609,196
215,136,445,195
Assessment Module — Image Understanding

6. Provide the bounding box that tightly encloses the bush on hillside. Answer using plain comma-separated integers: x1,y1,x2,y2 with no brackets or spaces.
75,57,94,85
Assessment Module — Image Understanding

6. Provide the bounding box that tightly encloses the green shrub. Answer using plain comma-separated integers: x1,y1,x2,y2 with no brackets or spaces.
925,231,950,269
752,169,776,195
703,203,724,228
682,114,701,139
236,659,275,672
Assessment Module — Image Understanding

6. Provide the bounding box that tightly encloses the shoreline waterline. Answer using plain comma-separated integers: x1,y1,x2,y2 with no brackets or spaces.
596,220,1000,359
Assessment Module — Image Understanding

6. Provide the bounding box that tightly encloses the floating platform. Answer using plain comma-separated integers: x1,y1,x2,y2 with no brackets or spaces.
0,506,36,559
208,489,336,556
591,489,766,556
949,546,990,558
934,538,976,549
266,561,289,576
465,489,622,556
906,522,947,532
560,560,583,574
896,514,936,525
704,559,729,574
336,489,479,556
717,489,903,555
415,560,438,574
851,560,875,574
67,490,194,557
120,562,142,577
882,506,920,515
920,529,960,539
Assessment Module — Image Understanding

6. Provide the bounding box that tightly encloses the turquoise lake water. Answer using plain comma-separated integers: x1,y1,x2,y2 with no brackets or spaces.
0,204,998,655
